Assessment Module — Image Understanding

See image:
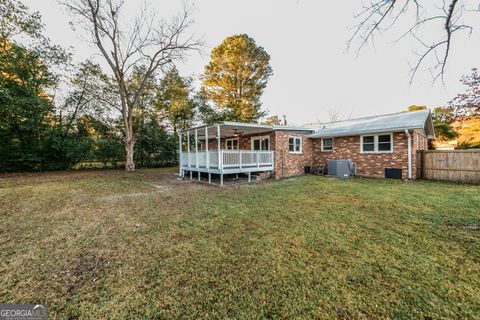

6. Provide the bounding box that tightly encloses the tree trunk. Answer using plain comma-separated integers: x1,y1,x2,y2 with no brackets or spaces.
124,102,135,172
125,138,135,171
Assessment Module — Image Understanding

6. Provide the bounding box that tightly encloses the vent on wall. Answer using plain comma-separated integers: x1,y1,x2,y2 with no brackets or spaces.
385,168,402,179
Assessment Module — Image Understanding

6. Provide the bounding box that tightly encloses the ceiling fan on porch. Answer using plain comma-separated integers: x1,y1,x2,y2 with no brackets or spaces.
232,128,244,138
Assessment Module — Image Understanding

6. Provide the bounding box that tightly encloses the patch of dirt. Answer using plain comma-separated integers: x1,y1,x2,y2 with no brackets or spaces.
464,224,480,231
446,223,480,231
146,183,171,192
102,192,159,201
57,252,109,296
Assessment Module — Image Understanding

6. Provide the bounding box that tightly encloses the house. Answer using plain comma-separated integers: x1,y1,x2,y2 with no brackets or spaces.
178,110,435,184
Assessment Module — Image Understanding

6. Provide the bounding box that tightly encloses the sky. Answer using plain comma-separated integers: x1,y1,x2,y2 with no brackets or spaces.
22,0,480,126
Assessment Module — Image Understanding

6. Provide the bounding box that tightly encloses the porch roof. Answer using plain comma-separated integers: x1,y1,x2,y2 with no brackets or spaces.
180,121,315,138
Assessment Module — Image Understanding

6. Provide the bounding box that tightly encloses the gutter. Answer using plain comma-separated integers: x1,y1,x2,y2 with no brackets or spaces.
308,126,422,139
404,129,412,180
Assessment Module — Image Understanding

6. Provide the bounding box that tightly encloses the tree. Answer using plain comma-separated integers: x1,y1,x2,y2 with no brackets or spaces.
432,106,456,123
155,67,195,134
408,105,427,111
134,114,177,167
263,115,282,125
450,68,480,118
0,0,69,171
194,93,224,125
0,0,43,40
61,60,118,126
349,1,479,83
327,109,343,122
62,0,201,171
201,34,273,122
432,106,459,141
407,105,459,142
0,42,54,170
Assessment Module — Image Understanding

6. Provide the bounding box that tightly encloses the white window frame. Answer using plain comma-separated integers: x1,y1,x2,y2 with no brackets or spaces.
360,133,394,153
321,138,333,152
251,135,270,151
225,138,239,150
288,136,303,154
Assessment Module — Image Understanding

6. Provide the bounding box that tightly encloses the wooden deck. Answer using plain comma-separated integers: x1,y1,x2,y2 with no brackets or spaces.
180,150,274,184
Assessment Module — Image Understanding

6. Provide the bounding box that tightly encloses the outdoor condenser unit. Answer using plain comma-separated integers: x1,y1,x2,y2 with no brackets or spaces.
327,160,356,178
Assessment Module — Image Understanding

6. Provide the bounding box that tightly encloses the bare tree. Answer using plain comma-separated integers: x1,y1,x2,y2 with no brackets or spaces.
348,0,479,84
61,0,201,171
327,108,342,122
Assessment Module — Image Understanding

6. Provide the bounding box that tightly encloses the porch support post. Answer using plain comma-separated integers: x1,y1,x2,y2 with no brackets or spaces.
195,129,199,169
219,124,223,186
205,126,210,169
198,171,201,181
187,130,191,169
217,124,221,171
208,173,211,184
190,170,192,180
248,172,251,183
239,150,242,169
178,131,183,177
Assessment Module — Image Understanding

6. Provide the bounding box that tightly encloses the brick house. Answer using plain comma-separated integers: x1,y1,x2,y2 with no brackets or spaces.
178,110,435,184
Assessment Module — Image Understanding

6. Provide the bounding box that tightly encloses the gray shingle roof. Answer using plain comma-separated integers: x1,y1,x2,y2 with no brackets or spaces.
308,110,435,139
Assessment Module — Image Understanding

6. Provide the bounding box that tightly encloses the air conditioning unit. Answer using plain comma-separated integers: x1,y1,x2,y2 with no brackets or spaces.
327,160,355,178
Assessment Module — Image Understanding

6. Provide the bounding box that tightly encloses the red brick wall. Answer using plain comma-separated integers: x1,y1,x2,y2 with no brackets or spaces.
311,132,420,180
272,131,313,179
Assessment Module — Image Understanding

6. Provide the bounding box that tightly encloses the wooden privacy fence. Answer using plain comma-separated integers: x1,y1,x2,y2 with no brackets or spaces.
417,150,480,183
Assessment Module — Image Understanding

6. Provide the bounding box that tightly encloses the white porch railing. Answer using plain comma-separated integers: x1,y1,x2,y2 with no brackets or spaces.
181,150,274,171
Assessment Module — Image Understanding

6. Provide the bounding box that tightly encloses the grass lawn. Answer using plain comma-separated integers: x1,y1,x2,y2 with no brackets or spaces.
1,168,479,319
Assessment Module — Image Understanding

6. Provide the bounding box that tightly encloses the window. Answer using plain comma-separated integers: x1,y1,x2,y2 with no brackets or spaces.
362,136,375,152
361,134,393,153
378,134,392,151
321,138,333,151
251,136,270,150
289,136,302,154
226,138,239,150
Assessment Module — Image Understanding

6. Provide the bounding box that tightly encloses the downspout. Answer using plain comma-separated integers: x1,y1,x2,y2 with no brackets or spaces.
404,129,412,180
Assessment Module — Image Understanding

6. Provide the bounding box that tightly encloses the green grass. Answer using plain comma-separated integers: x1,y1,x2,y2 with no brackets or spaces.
1,168,479,319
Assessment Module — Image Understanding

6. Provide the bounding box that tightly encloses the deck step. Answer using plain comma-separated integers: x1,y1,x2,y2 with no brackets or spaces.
251,172,272,181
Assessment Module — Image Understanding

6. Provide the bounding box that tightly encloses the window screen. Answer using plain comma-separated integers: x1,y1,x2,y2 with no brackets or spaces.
378,135,392,151
362,136,375,152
